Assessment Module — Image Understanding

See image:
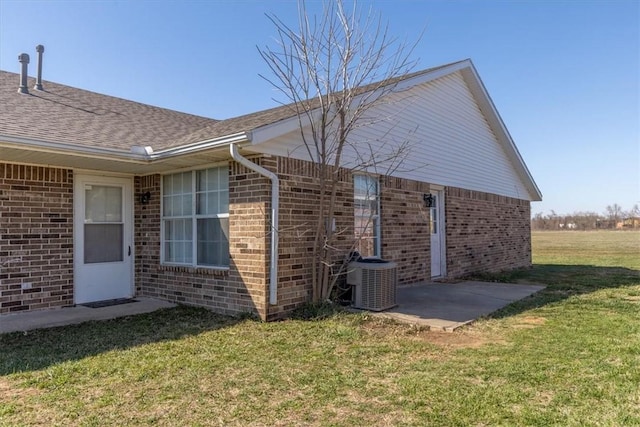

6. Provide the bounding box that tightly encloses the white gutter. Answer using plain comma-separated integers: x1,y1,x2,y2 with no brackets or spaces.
0,132,250,163
0,134,150,162
150,132,249,159
229,143,279,306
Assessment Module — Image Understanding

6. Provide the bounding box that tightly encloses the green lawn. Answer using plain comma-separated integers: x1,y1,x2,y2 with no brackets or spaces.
1,231,639,426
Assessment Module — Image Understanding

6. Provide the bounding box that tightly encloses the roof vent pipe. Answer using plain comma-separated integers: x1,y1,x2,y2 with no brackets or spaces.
17,53,30,94
34,45,44,91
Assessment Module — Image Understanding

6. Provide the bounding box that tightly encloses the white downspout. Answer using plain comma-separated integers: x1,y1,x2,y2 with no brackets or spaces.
230,144,279,305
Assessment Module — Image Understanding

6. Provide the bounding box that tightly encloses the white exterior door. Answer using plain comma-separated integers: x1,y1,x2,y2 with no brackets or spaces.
430,189,446,278
74,174,133,304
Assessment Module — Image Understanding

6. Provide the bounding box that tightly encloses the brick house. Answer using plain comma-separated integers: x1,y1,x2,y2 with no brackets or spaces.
0,55,541,321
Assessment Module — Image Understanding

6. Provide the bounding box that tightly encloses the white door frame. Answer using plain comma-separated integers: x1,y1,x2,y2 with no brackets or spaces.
430,186,447,278
73,173,134,304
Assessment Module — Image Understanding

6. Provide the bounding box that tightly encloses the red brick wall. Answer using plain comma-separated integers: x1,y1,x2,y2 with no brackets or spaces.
0,159,533,319
270,157,354,320
228,158,270,319
135,157,355,321
134,159,271,320
134,165,532,320
445,187,532,277
380,176,431,283
260,160,532,318
0,163,73,313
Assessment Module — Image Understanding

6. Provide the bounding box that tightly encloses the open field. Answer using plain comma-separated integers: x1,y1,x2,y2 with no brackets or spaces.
532,230,640,269
1,231,639,426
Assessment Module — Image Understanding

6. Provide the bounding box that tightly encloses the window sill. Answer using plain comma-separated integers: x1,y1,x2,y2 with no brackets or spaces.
159,264,229,277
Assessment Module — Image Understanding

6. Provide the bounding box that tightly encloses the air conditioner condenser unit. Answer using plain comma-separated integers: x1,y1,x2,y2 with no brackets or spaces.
347,260,398,311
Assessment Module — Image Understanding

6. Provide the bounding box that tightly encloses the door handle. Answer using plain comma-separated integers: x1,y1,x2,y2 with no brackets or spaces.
128,246,131,256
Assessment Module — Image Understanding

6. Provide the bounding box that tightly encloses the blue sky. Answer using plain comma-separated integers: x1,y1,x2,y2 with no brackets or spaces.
1,0,638,216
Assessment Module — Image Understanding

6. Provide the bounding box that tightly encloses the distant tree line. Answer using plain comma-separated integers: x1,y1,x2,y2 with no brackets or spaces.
531,203,640,231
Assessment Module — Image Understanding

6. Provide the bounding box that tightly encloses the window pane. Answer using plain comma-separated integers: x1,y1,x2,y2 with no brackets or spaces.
85,223,123,263
196,167,228,215
165,241,184,264
354,175,377,200
207,193,219,215
180,173,190,193
162,168,228,267
163,196,172,217
164,175,172,195
164,220,172,240
430,195,438,235
166,218,191,241
171,196,181,217
218,166,228,188
85,185,122,223
164,172,192,216
197,168,208,192
196,192,206,215
181,194,193,216
197,218,229,266
163,219,193,264
185,242,193,264
219,190,229,213
354,175,379,257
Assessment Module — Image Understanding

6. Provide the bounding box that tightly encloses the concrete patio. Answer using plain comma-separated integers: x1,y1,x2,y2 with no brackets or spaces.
0,297,176,334
0,281,545,335
381,281,546,331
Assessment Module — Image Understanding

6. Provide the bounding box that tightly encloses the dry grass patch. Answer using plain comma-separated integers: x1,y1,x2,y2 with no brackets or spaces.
0,376,40,400
511,316,547,329
359,316,503,349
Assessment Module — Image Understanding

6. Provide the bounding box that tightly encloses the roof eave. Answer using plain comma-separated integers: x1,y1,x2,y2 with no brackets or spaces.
0,132,251,165
0,134,150,164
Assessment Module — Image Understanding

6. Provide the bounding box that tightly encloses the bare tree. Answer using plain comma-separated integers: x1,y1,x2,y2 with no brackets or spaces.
259,0,419,302
606,203,623,227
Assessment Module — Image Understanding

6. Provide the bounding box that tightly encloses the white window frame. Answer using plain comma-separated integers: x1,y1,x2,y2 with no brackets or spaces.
160,164,230,269
353,174,381,258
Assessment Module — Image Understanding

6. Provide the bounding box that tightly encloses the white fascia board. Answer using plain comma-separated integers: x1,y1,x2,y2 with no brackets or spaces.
388,59,472,93
0,134,149,163
0,132,251,164
459,65,543,201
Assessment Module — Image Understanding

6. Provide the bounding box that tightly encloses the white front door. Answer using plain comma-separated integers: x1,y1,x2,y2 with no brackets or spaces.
430,189,446,278
74,174,133,304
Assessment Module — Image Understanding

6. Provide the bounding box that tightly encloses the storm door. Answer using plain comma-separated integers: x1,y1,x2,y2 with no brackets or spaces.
74,175,133,303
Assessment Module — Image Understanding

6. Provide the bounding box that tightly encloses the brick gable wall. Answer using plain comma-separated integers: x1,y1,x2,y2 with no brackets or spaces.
445,187,532,277
0,163,73,313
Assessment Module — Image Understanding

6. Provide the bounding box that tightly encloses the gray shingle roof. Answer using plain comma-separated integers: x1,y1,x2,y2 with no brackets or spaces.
0,61,463,152
0,70,219,152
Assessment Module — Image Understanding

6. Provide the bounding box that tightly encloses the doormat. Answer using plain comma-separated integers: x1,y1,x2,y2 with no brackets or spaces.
81,298,138,309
